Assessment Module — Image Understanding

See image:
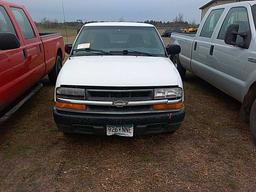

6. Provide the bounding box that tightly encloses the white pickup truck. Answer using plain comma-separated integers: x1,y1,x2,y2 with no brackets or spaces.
172,1,256,140
54,22,184,137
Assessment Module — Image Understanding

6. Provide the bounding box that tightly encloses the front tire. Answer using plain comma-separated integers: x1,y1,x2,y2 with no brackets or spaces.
48,55,62,84
172,55,186,79
250,99,256,142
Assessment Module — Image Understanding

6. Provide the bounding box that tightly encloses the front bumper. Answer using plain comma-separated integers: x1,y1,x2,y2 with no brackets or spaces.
54,108,185,135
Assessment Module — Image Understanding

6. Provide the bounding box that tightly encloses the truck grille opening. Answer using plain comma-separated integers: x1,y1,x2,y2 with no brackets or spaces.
86,88,154,101
88,105,152,112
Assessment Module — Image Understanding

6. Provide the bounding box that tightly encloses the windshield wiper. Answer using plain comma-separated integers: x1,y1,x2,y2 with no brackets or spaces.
110,50,156,56
72,48,112,55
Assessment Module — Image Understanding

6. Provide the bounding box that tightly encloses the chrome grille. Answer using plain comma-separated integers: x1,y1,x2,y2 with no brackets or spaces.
86,88,154,101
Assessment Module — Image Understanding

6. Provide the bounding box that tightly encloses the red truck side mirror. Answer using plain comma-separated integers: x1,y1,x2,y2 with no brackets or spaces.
0,33,20,50
65,44,72,54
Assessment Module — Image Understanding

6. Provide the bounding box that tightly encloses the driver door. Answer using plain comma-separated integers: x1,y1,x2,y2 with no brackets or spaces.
211,6,252,101
0,5,25,112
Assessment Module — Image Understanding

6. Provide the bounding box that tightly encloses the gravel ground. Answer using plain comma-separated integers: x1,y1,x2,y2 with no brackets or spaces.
0,73,256,192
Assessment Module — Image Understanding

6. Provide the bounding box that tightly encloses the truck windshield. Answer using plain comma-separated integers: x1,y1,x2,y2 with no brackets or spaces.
72,26,166,57
252,5,256,29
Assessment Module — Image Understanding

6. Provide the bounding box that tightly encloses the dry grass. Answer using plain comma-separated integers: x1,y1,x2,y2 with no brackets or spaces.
0,26,255,192
37,25,77,43
0,74,256,192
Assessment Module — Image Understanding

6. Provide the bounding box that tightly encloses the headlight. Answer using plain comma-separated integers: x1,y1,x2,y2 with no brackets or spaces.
56,87,85,100
154,88,183,99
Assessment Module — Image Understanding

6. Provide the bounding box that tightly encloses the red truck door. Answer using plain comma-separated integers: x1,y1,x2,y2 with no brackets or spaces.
0,5,26,111
10,7,45,87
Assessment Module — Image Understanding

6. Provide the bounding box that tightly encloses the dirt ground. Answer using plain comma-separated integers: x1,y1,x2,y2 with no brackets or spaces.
0,73,256,192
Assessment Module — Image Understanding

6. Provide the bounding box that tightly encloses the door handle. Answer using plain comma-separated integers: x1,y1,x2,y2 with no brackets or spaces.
38,44,42,53
194,42,197,51
23,48,27,60
210,45,214,56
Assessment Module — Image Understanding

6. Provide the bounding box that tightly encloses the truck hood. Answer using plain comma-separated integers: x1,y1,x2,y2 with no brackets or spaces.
56,56,182,88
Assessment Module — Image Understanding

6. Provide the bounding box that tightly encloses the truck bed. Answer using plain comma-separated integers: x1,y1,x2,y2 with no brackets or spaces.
39,32,60,37
171,32,195,70
172,32,196,37
40,33,64,74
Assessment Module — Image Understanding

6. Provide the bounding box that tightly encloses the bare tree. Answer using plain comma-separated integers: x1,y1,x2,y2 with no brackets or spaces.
173,13,184,23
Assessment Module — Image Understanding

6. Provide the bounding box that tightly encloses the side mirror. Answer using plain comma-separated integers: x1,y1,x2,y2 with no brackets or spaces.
161,31,172,38
224,24,250,49
224,24,239,46
166,44,181,55
0,33,20,50
65,44,72,54
162,32,170,38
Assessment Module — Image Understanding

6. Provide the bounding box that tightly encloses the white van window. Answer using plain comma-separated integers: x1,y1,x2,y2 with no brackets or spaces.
0,6,16,34
200,9,224,38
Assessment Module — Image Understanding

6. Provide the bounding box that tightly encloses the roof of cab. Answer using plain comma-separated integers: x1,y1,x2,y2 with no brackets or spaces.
208,1,256,10
83,22,154,27
247,0,256,6
1,0,26,8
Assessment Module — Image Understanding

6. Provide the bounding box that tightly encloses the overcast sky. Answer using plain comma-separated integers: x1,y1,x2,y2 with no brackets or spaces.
9,0,209,23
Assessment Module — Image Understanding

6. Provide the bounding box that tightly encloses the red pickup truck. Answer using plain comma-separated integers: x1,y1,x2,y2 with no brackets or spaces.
0,1,64,118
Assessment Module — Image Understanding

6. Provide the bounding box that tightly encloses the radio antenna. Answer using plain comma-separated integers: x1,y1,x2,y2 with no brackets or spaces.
61,0,69,43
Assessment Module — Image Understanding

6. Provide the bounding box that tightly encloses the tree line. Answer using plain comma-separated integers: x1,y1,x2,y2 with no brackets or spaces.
36,14,198,30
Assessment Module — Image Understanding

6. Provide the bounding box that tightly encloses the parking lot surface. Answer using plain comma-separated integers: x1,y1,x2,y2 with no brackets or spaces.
0,74,256,192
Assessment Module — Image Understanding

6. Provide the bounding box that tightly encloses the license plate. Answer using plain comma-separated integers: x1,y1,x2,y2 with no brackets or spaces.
106,125,134,137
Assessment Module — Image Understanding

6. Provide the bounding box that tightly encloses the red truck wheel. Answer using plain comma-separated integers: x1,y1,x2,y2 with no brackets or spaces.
49,55,62,84
250,99,256,142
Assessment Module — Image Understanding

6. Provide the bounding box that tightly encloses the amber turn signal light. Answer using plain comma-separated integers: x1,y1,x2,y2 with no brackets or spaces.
55,101,87,110
153,102,184,110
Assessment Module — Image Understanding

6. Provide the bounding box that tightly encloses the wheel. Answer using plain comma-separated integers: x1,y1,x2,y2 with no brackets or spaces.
250,99,256,142
172,55,186,79
48,55,62,84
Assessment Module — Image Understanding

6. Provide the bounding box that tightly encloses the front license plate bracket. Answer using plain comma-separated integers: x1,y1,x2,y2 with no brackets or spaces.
106,125,134,137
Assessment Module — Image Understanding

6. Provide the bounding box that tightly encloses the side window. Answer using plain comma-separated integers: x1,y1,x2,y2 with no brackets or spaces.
200,9,224,38
11,7,35,39
252,5,256,29
218,7,250,41
0,6,15,34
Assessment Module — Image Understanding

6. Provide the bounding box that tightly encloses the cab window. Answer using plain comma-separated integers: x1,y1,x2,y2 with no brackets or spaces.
11,7,35,39
252,5,256,29
0,6,16,34
200,9,224,38
218,7,250,41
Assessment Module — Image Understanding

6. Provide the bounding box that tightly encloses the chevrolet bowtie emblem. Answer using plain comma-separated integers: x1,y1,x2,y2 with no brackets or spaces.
112,100,128,108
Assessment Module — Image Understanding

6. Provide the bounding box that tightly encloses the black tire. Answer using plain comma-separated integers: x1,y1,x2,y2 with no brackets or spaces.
172,55,186,79
250,99,256,142
48,55,62,84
